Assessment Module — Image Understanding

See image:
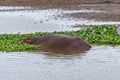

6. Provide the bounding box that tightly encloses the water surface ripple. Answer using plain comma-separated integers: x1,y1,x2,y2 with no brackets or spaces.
0,45,120,80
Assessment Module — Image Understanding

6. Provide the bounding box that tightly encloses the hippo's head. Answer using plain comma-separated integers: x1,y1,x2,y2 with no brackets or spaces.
20,37,31,44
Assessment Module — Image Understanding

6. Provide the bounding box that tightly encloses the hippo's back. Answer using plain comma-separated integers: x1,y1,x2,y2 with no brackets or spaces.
40,34,91,53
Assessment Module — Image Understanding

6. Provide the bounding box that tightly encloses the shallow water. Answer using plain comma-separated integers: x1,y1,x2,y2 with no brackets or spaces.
0,6,120,34
0,45,120,80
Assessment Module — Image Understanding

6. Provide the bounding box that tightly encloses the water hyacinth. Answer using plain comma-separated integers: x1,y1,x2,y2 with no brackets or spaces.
89,26,93,30
92,30,96,34
103,28,107,32
17,32,21,35
117,27,120,35
113,24,119,27
100,32,104,34
0,25,120,52
83,28,87,31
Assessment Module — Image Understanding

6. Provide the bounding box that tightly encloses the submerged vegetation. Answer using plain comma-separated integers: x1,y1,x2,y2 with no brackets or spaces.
0,25,120,52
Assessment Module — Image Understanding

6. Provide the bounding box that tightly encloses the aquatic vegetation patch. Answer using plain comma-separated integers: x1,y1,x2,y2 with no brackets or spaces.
0,34,41,52
0,25,119,52
73,25,120,45
53,25,120,45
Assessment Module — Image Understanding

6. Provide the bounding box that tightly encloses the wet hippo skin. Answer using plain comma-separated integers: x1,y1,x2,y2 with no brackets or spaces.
20,34,91,54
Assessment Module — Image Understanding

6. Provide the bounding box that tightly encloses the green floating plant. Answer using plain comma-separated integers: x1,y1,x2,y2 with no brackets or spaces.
0,25,119,52
74,25,120,45
0,34,42,52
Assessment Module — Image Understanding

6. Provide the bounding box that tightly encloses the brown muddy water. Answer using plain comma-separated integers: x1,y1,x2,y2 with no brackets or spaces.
0,6,120,80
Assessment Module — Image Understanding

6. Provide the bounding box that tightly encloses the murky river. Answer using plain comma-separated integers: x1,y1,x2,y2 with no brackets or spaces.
0,6,120,80
0,45,120,80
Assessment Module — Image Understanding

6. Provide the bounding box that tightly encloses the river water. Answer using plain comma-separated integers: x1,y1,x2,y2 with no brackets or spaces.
0,6,120,34
0,45,120,80
0,6,120,80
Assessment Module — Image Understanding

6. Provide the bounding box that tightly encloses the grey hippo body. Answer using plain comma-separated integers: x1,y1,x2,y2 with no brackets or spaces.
20,34,91,53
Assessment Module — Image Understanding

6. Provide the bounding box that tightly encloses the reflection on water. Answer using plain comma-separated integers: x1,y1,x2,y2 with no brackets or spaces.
0,45,120,80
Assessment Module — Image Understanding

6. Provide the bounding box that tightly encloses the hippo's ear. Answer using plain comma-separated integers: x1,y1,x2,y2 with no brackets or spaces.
26,37,31,43
27,37,31,40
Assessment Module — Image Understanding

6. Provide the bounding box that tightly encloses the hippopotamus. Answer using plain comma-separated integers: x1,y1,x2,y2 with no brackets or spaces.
20,34,91,53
